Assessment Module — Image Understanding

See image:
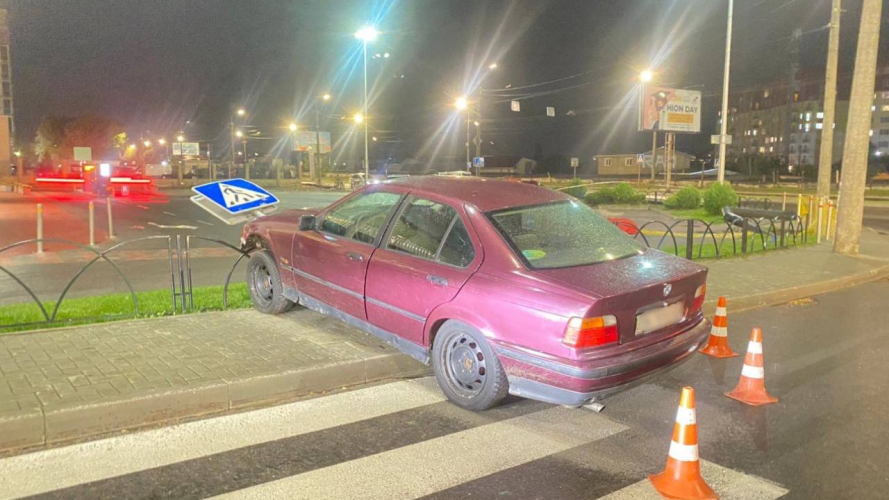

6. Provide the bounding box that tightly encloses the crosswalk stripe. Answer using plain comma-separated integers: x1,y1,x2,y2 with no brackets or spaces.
208,406,629,500
0,378,446,500
598,460,788,500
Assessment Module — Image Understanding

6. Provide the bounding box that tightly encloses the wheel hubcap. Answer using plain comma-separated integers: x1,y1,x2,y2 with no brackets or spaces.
444,333,487,396
252,264,274,304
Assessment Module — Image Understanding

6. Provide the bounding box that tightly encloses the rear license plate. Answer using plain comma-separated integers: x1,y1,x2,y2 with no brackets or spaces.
635,302,684,335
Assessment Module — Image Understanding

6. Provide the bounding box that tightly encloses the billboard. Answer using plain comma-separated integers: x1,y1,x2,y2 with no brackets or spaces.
639,85,701,133
173,142,200,156
294,131,331,153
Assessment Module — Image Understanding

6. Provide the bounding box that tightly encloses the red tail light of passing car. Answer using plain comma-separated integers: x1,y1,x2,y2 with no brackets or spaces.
691,284,706,313
562,315,619,349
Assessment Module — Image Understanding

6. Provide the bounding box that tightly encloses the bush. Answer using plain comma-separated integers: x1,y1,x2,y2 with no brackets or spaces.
561,179,587,199
703,183,739,215
585,183,645,205
585,190,613,205
610,183,647,204
664,186,703,210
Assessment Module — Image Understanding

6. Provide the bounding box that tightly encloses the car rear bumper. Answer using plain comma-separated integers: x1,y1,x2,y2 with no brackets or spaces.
493,318,710,407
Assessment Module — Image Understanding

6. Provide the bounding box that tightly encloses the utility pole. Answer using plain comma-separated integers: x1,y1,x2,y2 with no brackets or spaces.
650,131,658,181
717,0,734,184
817,0,841,201
835,0,883,255
315,105,323,184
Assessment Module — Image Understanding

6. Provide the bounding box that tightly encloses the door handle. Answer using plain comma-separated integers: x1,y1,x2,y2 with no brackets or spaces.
427,275,448,287
347,251,364,262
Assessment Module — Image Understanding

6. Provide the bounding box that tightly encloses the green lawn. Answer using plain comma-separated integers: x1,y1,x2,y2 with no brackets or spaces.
660,230,814,260
658,207,722,222
0,283,252,334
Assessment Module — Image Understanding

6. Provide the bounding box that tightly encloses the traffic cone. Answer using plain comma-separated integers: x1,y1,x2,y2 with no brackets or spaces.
649,387,719,500
725,328,778,406
699,297,739,359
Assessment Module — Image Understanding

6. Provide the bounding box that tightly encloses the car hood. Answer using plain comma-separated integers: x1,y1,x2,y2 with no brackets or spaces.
531,249,706,299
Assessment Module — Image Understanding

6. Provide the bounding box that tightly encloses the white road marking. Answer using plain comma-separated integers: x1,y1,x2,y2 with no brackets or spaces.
599,460,788,499
137,205,149,209
197,219,214,226
148,221,198,230
209,407,628,500
0,379,446,499
163,211,177,216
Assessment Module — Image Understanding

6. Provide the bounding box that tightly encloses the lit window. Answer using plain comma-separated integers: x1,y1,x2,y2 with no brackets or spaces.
883,105,889,112
764,89,770,98
817,112,824,119
872,106,877,111
816,123,823,130
769,146,774,152
806,112,811,121
759,147,766,153
805,124,810,132
870,130,874,137
799,113,804,120
752,130,757,136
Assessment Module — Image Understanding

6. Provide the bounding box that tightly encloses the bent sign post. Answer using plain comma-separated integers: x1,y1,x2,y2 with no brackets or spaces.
190,178,279,225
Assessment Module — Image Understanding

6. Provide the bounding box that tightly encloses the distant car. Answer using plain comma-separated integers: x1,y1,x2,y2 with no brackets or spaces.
349,172,387,190
241,177,709,410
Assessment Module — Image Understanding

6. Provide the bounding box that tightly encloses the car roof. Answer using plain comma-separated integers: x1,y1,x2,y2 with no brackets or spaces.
384,176,567,212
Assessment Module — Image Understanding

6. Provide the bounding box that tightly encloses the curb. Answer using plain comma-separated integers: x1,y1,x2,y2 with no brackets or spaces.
702,261,889,317
0,352,430,454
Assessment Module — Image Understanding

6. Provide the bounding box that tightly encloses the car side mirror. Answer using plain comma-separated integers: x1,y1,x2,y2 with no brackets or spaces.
298,215,316,231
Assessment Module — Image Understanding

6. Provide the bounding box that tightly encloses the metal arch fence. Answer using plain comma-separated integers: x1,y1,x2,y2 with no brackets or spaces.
612,215,808,260
0,234,251,331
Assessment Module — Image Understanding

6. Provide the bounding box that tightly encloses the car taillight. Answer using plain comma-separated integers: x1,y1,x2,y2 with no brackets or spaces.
691,284,706,313
562,316,619,349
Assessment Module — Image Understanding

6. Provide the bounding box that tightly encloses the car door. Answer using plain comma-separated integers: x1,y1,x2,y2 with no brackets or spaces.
293,189,403,320
365,196,482,345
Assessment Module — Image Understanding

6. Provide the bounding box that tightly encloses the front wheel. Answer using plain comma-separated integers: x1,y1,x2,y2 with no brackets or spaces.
247,250,294,315
432,321,508,411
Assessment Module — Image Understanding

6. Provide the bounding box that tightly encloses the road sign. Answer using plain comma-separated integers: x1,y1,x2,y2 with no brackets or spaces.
190,179,279,225
637,153,645,165
547,107,555,117
173,142,200,156
710,134,733,145
73,147,92,162
570,157,579,168
511,100,521,112
473,157,485,168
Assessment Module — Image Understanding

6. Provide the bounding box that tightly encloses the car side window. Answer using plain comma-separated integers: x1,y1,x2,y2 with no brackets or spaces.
387,198,475,267
388,199,457,260
439,219,475,267
320,191,401,244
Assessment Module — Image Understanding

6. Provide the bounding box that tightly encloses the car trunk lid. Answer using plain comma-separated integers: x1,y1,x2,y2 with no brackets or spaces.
532,250,707,346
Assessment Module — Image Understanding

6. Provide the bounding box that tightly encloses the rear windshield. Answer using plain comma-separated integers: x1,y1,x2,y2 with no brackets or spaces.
488,200,643,269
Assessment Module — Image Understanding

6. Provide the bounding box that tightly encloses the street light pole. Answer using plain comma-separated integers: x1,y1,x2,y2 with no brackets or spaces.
362,40,370,181
717,0,734,184
316,105,323,184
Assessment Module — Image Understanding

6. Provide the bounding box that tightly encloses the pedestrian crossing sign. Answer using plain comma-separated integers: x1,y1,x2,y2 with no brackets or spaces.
191,178,279,225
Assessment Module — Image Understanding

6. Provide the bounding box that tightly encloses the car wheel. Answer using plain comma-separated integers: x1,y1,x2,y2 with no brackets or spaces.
432,321,508,411
247,250,293,315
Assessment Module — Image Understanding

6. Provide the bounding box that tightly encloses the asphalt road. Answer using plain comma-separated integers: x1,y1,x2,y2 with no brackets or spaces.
2,281,887,499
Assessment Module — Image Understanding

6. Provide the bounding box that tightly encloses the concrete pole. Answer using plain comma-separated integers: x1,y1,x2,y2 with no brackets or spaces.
835,0,883,255
650,131,658,181
717,0,734,184
36,203,44,254
817,0,842,201
106,197,114,240
88,201,95,247
363,40,370,182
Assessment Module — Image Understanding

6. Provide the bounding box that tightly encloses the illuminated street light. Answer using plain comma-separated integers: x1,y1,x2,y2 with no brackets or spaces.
128,144,136,150
143,140,152,147
289,122,297,132
474,121,480,127
354,26,378,42
158,138,166,145
237,108,246,116
235,130,243,138
177,135,185,142
353,113,364,124
455,96,468,111
639,69,654,83
322,93,331,101
488,62,498,70
372,136,378,142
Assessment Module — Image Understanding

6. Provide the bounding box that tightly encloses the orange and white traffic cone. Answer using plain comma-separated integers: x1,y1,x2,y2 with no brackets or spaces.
649,387,719,500
699,296,739,359
725,328,778,406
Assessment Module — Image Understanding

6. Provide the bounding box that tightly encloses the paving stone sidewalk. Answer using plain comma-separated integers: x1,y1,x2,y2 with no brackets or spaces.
1,230,888,454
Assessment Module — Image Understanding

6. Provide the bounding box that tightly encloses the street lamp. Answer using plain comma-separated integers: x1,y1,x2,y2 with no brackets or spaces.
158,138,166,145
143,140,152,147
355,25,378,181
230,107,247,173
322,93,331,101
235,130,243,138
640,69,658,183
353,112,364,124
177,134,185,142
289,122,297,132
639,69,654,83
455,96,468,111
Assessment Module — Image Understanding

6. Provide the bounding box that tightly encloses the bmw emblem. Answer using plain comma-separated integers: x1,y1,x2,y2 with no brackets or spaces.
663,284,672,297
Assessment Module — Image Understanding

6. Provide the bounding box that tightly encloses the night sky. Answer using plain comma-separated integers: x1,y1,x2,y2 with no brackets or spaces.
0,0,880,164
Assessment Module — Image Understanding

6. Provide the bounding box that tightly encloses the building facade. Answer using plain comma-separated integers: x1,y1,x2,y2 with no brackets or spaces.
593,148,694,176
722,65,889,171
0,9,12,131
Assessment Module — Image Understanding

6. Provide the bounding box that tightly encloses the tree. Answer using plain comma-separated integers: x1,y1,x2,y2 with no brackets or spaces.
61,116,127,160
835,0,883,255
33,117,73,163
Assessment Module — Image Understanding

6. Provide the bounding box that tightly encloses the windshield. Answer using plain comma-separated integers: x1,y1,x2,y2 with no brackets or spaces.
488,200,643,269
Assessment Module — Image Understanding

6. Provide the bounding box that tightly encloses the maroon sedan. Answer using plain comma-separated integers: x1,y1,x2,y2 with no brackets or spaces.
240,177,709,411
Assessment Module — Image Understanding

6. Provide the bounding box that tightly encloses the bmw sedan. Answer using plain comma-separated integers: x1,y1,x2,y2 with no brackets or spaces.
240,176,710,411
